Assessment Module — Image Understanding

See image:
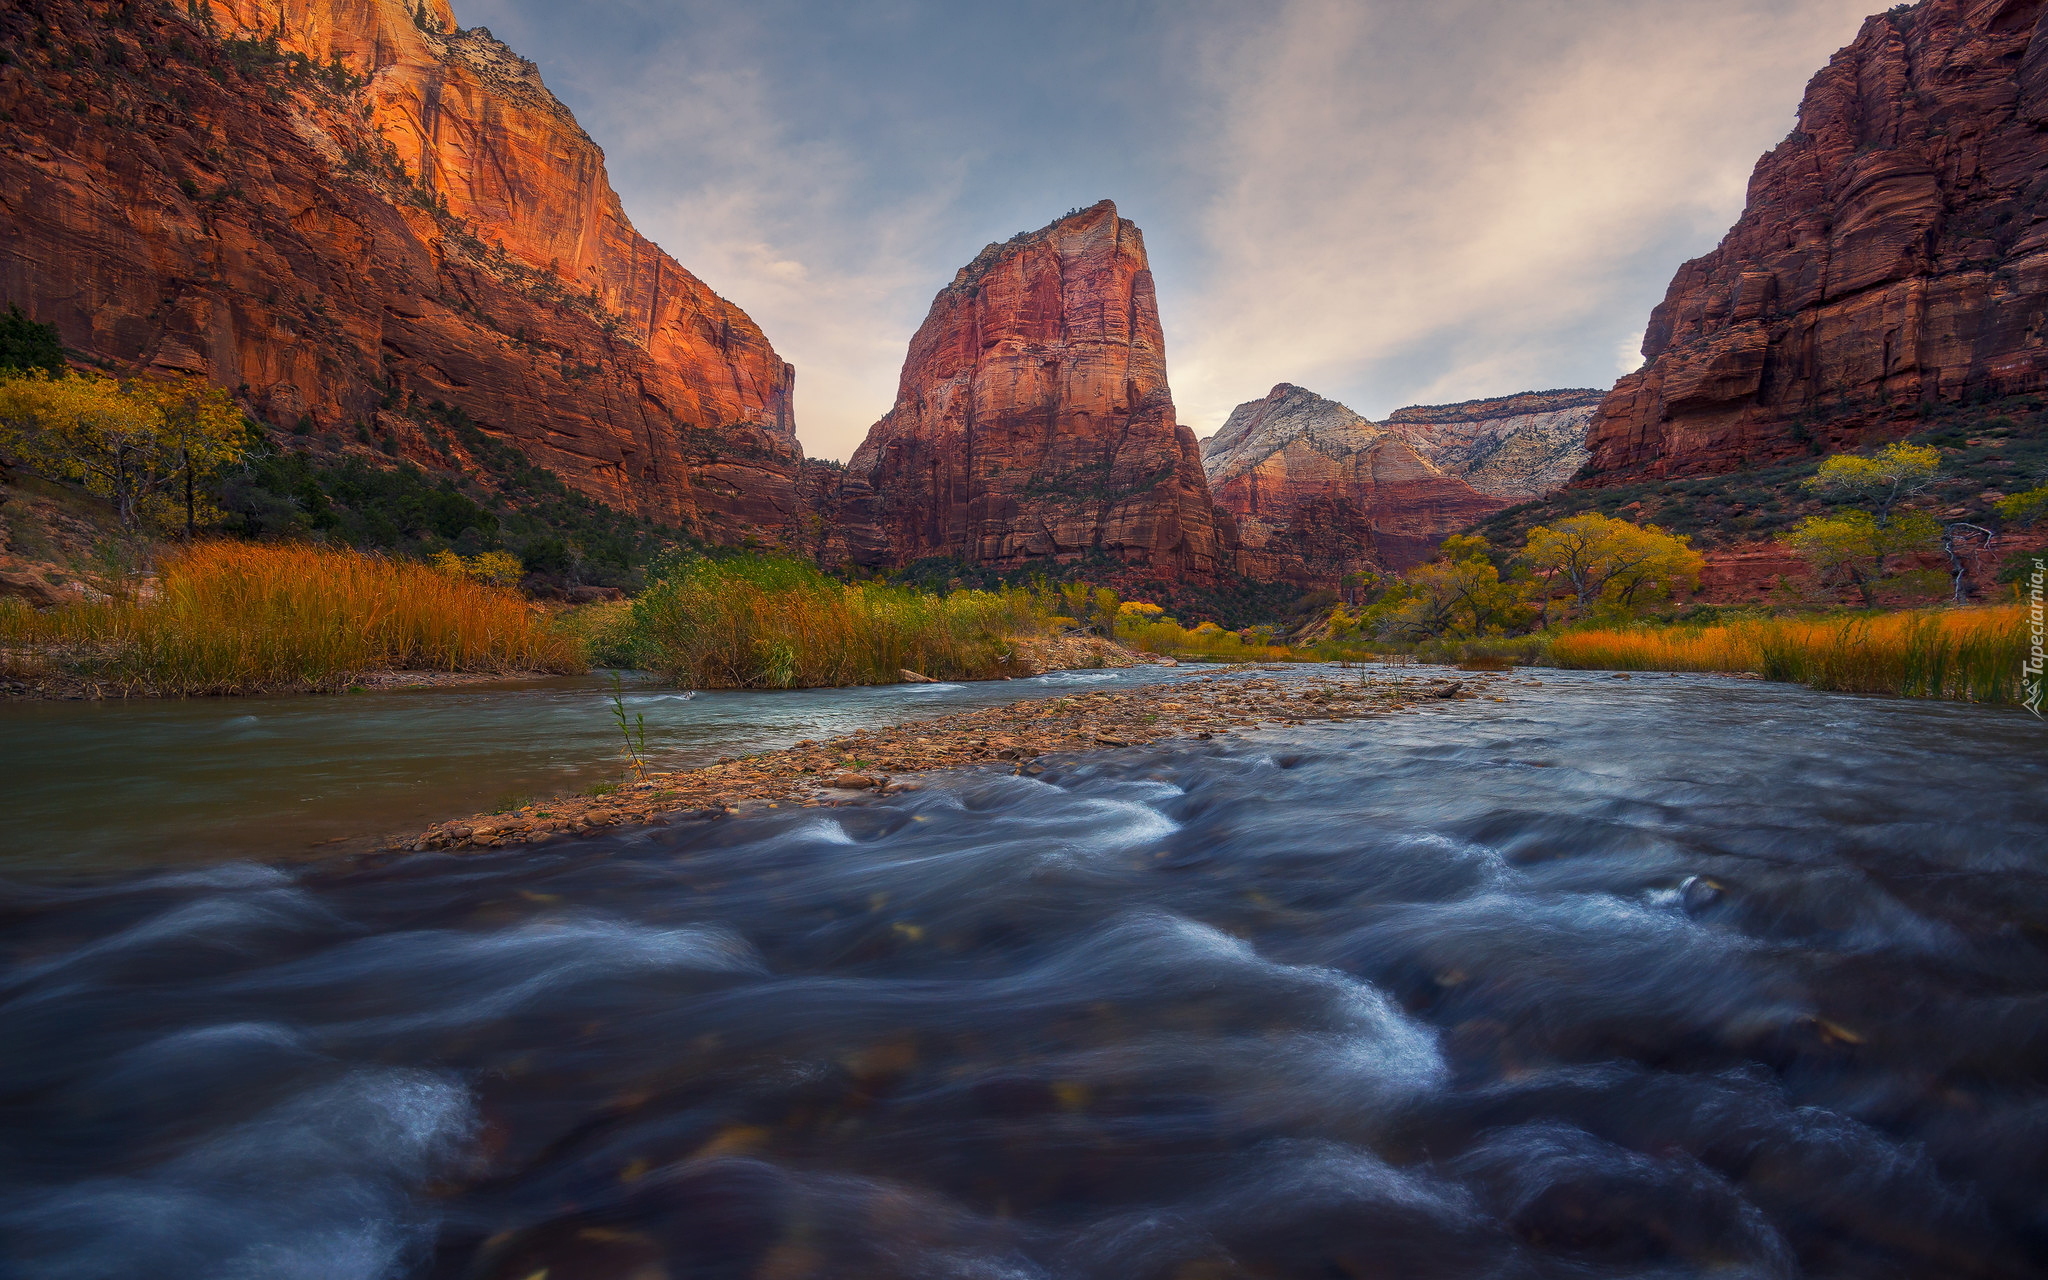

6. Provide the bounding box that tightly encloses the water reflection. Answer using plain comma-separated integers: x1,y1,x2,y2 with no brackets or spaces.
0,665,1196,870
2,674,2045,1277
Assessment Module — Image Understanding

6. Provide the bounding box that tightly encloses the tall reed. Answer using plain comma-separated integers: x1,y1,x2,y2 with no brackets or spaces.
632,555,1049,688
1547,606,2027,704
0,541,582,694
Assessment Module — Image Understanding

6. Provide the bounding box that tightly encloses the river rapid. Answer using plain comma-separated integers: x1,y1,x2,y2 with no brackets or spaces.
4,670,2047,1278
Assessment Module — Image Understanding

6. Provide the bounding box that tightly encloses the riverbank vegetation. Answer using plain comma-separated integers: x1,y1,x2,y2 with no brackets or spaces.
1547,606,2028,704
628,554,1050,688
0,541,581,695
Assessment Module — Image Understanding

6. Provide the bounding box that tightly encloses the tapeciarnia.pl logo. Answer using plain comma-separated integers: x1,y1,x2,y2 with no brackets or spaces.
2027,556,2045,717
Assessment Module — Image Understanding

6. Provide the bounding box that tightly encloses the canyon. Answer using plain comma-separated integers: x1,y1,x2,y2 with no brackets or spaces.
1199,384,1505,584
829,202,1235,579
0,0,808,544
1583,0,2048,484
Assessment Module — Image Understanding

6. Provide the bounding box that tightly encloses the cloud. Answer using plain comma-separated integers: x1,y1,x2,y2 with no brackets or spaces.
461,0,1874,455
1166,0,1873,431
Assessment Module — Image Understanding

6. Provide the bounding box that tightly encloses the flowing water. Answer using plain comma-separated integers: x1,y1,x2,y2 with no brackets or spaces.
0,666,1190,870
4,671,2048,1279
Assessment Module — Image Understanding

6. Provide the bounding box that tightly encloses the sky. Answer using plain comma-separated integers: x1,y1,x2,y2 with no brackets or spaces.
459,0,1877,461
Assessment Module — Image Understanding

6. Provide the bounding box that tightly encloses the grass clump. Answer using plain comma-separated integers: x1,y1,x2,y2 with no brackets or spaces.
0,541,582,694
1548,606,2027,704
631,554,1049,689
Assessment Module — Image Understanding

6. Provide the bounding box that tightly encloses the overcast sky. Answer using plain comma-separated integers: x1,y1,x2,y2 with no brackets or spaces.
460,0,1876,461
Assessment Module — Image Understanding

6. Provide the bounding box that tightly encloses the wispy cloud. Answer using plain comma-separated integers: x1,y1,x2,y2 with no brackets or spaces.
462,0,1874,455
1166,0,1873,430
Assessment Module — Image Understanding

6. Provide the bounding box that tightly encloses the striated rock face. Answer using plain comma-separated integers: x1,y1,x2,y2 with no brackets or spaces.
1584,0,2048,484
0,0,805,543
1385,389,1603,498
834,202,1232,576
1200,384,1503,582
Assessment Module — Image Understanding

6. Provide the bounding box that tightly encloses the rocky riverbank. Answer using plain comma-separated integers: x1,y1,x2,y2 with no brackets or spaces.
403,666,1509,852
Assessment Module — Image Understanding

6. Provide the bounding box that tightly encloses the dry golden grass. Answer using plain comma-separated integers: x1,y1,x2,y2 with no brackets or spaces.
0,541,582,695
1548,606,2028,704
633,556,1050,688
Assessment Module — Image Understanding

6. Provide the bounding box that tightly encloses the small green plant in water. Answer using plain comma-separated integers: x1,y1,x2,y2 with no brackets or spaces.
608,671,650,781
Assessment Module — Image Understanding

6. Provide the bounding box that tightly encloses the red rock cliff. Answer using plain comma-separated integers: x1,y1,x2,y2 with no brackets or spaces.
0,0,805,543
1584,0,2048,484
1201,384,1504,582
833,202,1234,577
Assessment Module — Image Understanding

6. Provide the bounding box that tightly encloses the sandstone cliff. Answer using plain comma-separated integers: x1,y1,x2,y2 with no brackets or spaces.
834,202,1233,577
1584,0,2048,483
0,0,805,543
1200,384,1504,582
1385,389,1602,498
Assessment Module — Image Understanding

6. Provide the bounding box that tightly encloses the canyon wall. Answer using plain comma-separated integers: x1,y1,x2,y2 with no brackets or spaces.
1200,384,1504,583
1584,0,2048,483
833,202,1233,577
1385,389,1602,498
0,0,805,542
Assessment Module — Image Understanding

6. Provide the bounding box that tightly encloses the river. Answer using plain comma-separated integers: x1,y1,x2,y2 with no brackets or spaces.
3,670,2046,1278
0,666,1193,870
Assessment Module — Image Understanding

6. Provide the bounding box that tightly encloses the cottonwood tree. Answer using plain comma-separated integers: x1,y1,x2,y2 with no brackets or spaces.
1371,536,1533,640
1802,442,1941,526
1784,509,1941,606
1520,513,1703,620
0,371,246,532
1788,441,1953,603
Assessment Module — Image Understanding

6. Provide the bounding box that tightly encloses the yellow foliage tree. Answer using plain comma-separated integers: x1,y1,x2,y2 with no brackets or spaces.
1521,512,1703,619
432,549,525,588
0,371,245,532
1996,484,2048,526
1784,509,1941,606
1803,442,1942,526
1371,536,1533,640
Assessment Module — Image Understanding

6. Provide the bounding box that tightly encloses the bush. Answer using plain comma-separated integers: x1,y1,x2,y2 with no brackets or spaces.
631,554,1049,688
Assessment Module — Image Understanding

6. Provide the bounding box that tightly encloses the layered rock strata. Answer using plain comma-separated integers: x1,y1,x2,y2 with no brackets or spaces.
833,202,1233,577
1585,0,2048,483
0,0,804,542
1200,384,1504,582
1385,389,1603,498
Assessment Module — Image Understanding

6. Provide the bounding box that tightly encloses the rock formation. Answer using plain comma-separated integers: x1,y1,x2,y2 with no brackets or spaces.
1201,384,1504,582
1584,0,2048,483
834,202,1233,577
0,0,805,543
1385,389,1603,498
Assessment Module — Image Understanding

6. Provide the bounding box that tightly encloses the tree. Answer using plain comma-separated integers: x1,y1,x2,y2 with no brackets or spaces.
0,371,246,531
1783,509,1941,605
1803,442,1941,526
1996,485,2048,527
1521,512,1703,619
1370,538,1532,640
0,306,65,376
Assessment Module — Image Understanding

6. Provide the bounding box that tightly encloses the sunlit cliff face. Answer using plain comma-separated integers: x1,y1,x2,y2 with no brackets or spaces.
462,0,1872,460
